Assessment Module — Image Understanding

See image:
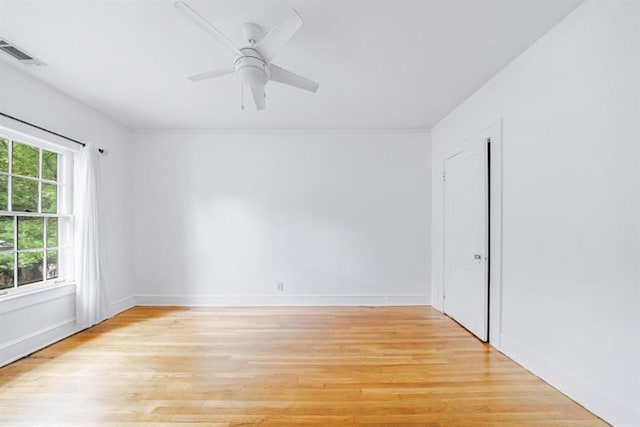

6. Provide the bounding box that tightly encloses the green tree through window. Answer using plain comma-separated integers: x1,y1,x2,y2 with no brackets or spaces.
0,137,62,290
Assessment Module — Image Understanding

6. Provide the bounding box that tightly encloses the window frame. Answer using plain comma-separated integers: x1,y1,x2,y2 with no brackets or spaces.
0,126,75,296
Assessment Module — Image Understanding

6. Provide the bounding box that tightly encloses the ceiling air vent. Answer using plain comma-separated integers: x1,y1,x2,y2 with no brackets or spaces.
0,38,46,66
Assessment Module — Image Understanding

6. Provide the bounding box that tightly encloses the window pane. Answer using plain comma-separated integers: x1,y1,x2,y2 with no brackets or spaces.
0,216,14,252
0,252,13,289
18,217,43,250
0,175,7,211
41,183,57,213
46,217,58,248
18,251,43,286
46,250,58,280
11,177,38,212
0,137,8,172
42,150,58,181
12,142,39,178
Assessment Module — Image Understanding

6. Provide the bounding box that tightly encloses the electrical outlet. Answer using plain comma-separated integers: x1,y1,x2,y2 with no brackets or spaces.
277,282,284,292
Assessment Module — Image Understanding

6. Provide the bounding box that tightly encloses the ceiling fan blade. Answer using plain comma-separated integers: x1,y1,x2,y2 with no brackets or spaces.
256,9,303,62
269,64,319,93
188,67,235,82
175,1,242,57
251,86,266,110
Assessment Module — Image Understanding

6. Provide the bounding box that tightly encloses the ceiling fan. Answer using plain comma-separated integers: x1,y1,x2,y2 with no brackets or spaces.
175,1,319,111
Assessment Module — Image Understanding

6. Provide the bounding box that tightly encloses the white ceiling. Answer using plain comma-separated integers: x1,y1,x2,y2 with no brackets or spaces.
0,0,582,130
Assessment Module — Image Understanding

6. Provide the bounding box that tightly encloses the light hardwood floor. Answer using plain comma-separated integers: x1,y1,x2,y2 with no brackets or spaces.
0,306,606,426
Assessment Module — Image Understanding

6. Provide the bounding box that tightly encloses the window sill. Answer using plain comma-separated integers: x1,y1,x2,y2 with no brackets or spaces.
0,281,76,315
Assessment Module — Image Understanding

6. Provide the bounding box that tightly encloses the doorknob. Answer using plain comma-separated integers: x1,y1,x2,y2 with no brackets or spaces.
474,254,482,260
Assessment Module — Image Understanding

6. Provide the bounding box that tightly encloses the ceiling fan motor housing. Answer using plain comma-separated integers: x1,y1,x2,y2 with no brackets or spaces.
241,23,263,45
235,48,270,88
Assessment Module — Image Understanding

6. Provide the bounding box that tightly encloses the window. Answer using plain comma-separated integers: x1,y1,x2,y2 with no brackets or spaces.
0,134,71,291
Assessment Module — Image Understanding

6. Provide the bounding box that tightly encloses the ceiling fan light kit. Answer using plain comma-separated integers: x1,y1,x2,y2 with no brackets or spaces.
175,1,319,111
235,46,270,89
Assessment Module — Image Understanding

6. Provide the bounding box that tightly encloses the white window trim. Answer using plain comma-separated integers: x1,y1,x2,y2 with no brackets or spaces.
0,125,76,299
0,121,81,154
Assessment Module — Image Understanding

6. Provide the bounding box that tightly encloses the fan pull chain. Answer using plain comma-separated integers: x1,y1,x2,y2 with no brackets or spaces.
240,84,245,110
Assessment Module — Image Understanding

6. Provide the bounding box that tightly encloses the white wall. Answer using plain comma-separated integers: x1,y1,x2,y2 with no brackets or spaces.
0,61,135,365
132,131,430,306
430,0,640,425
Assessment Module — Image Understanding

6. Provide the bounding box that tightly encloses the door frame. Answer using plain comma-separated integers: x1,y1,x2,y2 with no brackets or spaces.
440,121,503,348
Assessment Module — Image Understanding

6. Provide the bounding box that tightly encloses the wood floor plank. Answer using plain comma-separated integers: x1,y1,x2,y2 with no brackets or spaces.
0,306,607,426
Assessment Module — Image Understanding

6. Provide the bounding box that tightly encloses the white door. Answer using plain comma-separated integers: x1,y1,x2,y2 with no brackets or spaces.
443,138,489,341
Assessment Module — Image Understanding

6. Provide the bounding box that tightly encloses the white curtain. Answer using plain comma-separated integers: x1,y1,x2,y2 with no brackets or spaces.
74,143,106,329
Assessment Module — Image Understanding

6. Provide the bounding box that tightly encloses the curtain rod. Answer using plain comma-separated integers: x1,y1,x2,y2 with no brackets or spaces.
0,112,104,153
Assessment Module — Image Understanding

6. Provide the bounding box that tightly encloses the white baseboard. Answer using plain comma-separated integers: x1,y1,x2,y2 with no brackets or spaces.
109,295,136,316
500,333,640,427
0,318,80,367
0,293,427,368
135,294,429,307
